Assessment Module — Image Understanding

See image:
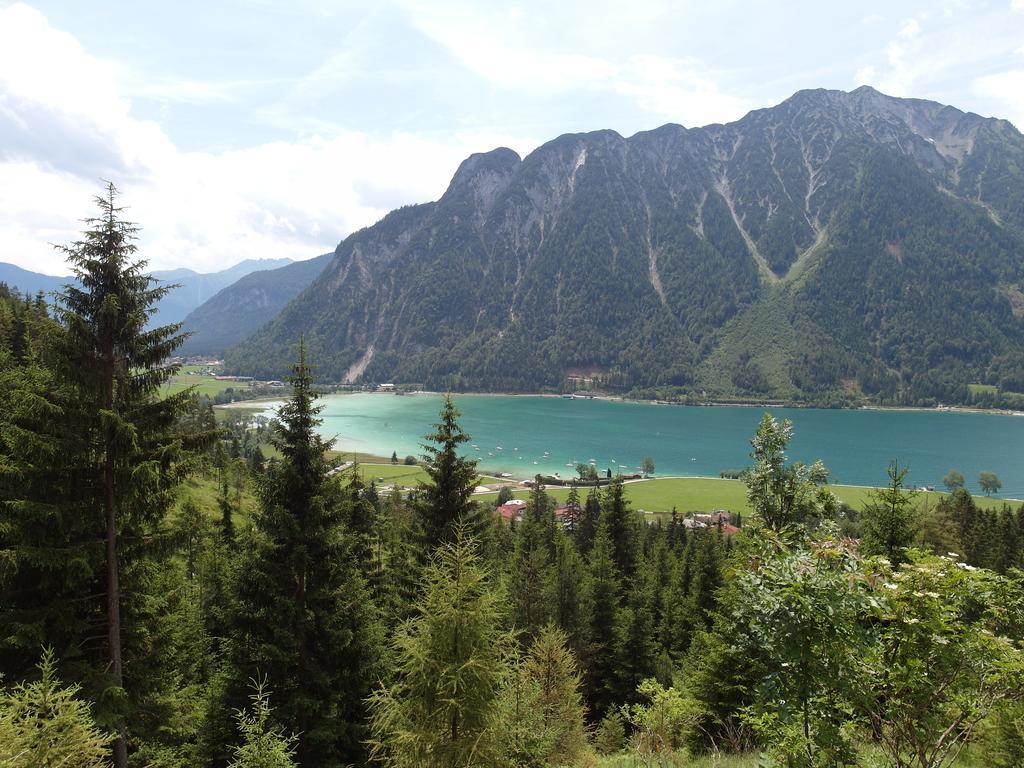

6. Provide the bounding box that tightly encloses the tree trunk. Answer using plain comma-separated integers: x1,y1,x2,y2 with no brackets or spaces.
296,566,308,762
105,333,128,768
107,454,127,768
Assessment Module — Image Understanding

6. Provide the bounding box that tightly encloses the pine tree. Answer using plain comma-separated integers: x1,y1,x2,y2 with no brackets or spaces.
667,507,687,552
940,489,986,565
377,486,422,624
645,536,673,643
227,680,298,768
0,342,101,690
0,650,112,768
687,530,723,632
508,492,555,638
601,477,639,579
742,412,836,530
215,442,236,543
175,498,208,582
416,395,481,551
224,344,381,767
612,582,657,709
577,487,601,554
53,184,207,766
994,505,1021,573
861,461,918,565
368,530,512,767
659,536,697,659
581,522,622,719
548,529,587,653
563,484,581,534
499,624,589,767
345,459,379,579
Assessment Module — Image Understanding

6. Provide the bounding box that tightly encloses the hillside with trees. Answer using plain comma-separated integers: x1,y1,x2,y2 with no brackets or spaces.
224,86,1024,406
178,254,333,356
7,186,1024,766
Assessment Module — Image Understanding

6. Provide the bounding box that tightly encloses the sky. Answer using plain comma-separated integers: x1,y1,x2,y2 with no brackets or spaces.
2,1,1024,275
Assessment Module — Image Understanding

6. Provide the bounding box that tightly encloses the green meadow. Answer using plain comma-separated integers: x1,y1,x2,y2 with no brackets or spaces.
473,474,1017,514
164,365,241,397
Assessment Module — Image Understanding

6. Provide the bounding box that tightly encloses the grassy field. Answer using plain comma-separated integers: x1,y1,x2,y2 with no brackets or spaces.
968,382,999,396
350,463,431,486
164,366,241,397
169,465,1017,525
475,475,1018,514
171,473,259,523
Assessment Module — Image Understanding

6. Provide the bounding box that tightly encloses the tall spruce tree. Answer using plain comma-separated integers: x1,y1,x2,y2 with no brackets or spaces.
224,343,381,767
345,459,380,582
577,486,602,554
861,461,918,565
0,333,100,687
368,530,512,767
416,395,481,551
563,484,581,534
601,477,639,580
582,522,622,719
51,184,204,766
508,486,555,638
612,584,657,709
688,530,724,631
548,529,587,653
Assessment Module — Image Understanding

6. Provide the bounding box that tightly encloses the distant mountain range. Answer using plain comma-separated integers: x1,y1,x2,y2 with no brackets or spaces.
179,254,333,356
0,258,294,326
221,86,1024,405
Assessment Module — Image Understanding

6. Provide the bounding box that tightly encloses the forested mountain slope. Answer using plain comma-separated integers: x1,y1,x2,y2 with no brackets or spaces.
179,253,332,355
225,87,1024,403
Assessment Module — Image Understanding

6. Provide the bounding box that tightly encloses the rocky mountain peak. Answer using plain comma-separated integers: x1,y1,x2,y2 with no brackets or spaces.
226,87,1024,404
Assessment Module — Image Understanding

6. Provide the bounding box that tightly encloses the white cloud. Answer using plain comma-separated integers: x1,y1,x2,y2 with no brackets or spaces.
855,65,878,85
403,1,749,127
407,9,618,93
898,18,922,38
1013,0,1024,12
853,16,928,97
973,69,1024,129
0,3,538,275
614,56,754,126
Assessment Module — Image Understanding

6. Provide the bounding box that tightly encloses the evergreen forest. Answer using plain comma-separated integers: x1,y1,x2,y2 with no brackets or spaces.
7,188,1024,767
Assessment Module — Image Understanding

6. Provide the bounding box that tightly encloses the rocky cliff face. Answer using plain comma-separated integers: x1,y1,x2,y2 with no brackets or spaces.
226,87,1024,403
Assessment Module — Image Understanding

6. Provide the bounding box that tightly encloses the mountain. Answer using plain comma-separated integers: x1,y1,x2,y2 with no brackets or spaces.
148,258,295,325
0,263,66,297
0,258,294,326
223,86,1024,405
178,253,333,356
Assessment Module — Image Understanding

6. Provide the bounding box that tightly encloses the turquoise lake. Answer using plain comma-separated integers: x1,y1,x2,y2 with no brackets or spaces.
250,394,1024,497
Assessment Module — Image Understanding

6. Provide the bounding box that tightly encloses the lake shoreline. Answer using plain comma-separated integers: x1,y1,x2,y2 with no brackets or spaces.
362,390,1024,419
215,386,1024,419
216,389,1024,421
222,391,1024,496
